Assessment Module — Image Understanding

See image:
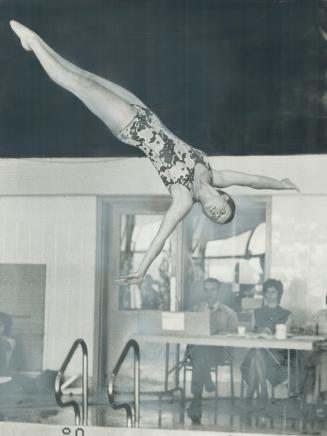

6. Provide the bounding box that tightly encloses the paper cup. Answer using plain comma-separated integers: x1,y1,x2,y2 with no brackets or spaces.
238,326,246,336
276,323,287,339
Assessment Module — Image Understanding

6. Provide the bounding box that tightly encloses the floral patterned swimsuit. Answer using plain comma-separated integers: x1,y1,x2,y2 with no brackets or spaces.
115,105,213,195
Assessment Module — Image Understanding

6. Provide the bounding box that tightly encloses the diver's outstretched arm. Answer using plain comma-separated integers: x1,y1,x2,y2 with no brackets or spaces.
212,170,299,191
10,20,138,132
115,186,193,286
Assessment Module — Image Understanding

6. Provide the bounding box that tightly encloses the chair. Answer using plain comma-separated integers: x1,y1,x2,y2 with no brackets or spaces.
158,344,235,425
180,346,234,424
240,363,300,431
181,348,234,424
240,372,282,400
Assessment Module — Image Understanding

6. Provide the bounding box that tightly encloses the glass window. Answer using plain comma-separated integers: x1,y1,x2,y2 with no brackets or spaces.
183,198,268,311
119,214,173,310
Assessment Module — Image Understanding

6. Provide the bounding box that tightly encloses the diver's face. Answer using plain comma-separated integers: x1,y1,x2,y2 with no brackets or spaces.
202,196,231,224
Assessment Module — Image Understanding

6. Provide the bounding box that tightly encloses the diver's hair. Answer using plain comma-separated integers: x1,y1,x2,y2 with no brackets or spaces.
215,189,236,224
262,278,284,302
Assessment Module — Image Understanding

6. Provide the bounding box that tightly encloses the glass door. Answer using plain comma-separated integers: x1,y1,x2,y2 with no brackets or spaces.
97,196,183,383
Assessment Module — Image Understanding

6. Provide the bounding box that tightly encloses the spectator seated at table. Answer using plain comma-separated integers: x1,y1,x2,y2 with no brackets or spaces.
186,277,238,424
241,279,292,407
0,311,23,415
0,312,16,377
301,309,327,417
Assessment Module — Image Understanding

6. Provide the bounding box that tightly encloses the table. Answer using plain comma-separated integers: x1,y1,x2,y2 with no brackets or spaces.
133,332,325,350
132,332,326,397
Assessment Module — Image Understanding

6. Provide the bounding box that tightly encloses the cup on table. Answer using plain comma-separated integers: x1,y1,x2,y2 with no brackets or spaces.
237,325,246,336
275,323,287,339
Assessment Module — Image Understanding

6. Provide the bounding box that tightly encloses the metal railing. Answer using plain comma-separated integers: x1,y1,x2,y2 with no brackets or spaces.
108,339,140,428
55,338,88,426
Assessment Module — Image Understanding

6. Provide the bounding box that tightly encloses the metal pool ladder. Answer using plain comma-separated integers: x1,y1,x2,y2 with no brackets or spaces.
108,339,140,428
55,338,89,426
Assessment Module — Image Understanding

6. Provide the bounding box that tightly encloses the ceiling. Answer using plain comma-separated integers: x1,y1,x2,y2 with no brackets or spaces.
0,0,326,157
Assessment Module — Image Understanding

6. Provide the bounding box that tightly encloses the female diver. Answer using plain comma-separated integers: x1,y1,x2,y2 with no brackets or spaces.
10,21,299,286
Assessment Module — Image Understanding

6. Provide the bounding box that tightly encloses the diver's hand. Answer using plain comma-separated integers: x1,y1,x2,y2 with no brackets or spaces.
281,178,300,192
115,271,144,286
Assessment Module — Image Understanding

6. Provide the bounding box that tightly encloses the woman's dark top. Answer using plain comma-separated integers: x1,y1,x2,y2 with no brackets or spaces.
254,305,291,333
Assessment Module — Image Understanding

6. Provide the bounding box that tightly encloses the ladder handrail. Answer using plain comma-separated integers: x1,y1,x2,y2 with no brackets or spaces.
108,339,140,428
54,338,88,426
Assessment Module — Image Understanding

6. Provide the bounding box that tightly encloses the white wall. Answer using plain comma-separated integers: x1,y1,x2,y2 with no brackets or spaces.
271,195,327,324
0,154,325,374
0,196,96,372
0,154,326,195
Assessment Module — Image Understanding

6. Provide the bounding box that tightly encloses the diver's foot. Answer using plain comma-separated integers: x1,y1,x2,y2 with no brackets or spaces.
10,20,36,51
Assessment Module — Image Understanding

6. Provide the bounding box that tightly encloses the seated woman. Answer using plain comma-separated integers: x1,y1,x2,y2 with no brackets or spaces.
241,279,292,406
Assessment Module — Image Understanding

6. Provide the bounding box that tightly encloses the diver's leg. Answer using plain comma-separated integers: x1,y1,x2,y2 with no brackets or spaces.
10,20,136,132
35,36,145,106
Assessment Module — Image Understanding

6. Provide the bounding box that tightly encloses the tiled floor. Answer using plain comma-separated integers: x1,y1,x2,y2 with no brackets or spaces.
0,392,326,435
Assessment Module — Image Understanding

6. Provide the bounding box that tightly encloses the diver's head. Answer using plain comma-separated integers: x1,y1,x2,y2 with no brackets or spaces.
201,188,235,224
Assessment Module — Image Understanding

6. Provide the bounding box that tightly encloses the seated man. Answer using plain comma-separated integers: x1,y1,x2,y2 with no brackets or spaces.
241,279,292,408
187,277,238,424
